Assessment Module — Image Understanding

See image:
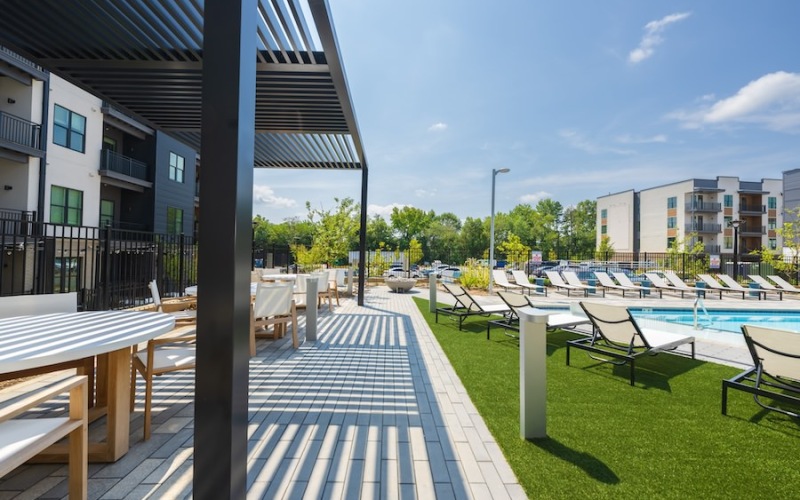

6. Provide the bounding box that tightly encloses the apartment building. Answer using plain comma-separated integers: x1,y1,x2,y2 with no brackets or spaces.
597,176,782,254
1,47,196,235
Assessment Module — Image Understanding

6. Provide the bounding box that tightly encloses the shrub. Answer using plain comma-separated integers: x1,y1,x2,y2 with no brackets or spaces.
458,258,489,289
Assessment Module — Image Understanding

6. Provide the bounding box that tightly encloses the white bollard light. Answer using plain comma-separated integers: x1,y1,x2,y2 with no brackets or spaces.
517,306,550,439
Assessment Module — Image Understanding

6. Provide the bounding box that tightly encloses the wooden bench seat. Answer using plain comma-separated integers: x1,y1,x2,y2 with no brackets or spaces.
0,373,87,498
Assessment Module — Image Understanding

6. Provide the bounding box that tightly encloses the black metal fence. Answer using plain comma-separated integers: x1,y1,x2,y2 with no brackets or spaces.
0,217,196,310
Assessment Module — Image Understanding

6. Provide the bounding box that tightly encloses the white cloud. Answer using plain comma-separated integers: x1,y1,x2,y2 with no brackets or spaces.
668,71,800,131
367,203,408,218
520,191,552,204
414,188,437,198
252,185,297,208
628,12,691,64
428,122,448,132
615,133,668,144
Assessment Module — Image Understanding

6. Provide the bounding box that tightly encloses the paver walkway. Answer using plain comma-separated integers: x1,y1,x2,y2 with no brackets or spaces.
0,286,524,499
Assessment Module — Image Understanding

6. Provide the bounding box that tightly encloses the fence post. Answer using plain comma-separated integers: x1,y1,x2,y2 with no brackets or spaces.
179,234,186,295
101,225,112,310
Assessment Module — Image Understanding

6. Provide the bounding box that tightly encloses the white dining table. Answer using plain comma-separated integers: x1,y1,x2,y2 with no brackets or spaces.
0,310,175,462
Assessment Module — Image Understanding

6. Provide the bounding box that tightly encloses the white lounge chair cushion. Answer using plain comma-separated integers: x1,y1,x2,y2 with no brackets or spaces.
640,329,695,352
547,313,591,330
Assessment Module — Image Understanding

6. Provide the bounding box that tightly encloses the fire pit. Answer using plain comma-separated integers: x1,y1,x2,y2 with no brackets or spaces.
385,277,416,293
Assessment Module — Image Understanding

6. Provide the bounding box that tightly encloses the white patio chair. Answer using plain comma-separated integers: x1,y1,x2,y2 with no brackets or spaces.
252,283,298,349
149,279,196,324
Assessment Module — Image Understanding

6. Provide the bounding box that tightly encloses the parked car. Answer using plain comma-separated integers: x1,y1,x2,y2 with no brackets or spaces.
383,266,421,278
440,266,462,279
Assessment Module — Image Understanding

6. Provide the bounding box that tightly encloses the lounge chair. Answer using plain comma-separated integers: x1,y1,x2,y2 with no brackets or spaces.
149,279,197,324
767,275,800,294
492,269,522,292
593,271,642,298
643,272,694,298
509,270,547,296
663,271,713,299
716,274,770,300
696,274,743,299
748,275,790,299
567,301,696,385
487,291,591,339
545,271,587,297
612,272,651,296
722,324,800,418
436,282,511,330
562,271,605,297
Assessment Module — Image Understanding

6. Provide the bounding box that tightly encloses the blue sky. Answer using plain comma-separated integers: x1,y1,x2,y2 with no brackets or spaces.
253,1,800,222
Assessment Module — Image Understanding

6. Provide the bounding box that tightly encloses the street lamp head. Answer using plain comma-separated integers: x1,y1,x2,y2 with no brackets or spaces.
494,168,510,175
728,219,741,229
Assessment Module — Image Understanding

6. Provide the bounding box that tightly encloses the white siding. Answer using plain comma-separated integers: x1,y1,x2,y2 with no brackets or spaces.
597,191,634,252
45,75,103,226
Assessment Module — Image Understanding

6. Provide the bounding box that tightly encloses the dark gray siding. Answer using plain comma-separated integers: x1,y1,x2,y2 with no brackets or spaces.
152,131,196,234
784,169,800,222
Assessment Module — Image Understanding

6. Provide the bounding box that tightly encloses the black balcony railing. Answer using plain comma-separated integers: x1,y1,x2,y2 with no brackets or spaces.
685,202,721,212
100,149,148,181
685,223,722,233
0,111,41,150
740,225,766,236
703,244,721,254
739,204,766,214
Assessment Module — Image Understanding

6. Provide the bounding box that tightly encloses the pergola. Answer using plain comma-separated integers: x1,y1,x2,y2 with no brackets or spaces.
0,0,368,497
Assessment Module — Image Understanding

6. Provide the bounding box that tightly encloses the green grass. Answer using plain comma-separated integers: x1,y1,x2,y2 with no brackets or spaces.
414,298,800,499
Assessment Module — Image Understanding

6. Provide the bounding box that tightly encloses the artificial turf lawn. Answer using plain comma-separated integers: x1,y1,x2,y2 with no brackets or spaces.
414,298,800,499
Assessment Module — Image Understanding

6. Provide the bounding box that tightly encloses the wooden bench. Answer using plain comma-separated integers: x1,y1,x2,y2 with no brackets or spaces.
0,373,87,498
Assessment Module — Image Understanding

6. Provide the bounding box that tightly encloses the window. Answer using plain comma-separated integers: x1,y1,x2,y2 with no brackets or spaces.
724,236,733,249
769,238,777,250
768,218,777,230
167,207,183,234
724,195,733,208
54,257,80,293
50,186,83,226
667,237,676,248
667,216,676,229
100,200,114,228
768,197,777,209
667,197,677,209
724,216,732,227
169,152,185,183
53,105,86,153
601,209,607,219
601,225,607,234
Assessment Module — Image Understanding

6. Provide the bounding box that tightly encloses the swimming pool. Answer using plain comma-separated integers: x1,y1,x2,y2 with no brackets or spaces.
630,308,800,334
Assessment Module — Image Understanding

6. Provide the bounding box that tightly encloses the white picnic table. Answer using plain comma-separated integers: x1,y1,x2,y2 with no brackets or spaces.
0,311,175,462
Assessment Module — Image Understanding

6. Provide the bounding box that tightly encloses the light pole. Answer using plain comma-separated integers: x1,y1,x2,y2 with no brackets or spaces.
488,168,510,293
728,219,741,281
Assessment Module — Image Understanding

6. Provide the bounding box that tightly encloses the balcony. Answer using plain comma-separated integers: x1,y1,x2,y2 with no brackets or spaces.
99,149,152,191
0,111,43,159
685,201,721,212
740,225,766,236
685,223,722,234
739,204,766,215
703,244,721,254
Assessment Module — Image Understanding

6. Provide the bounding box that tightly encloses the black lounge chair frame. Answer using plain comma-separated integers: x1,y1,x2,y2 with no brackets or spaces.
722,325,800,418
435,283,510,331
567,302,695,386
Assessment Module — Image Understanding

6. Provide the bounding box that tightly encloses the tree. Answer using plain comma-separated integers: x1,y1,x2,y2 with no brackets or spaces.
497,233,530,269
305,197,360,265
390,206,432,248
533,199,563,258
595,235,614,261
460,217,488,263
366,214,395,249
773,206,800,281
563,199,596,258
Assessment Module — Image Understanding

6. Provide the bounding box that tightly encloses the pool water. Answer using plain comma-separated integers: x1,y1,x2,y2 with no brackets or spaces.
630,308,800,334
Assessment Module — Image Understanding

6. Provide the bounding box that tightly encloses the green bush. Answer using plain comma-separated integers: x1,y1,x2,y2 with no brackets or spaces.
458,258,489,289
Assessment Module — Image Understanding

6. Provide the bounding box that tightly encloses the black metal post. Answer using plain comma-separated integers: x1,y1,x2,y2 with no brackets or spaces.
195,0,256,497
732,225,739,281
